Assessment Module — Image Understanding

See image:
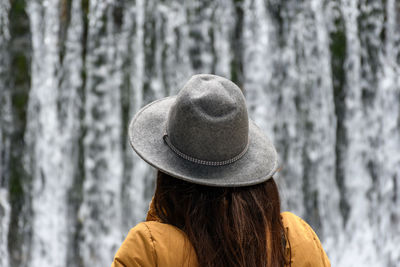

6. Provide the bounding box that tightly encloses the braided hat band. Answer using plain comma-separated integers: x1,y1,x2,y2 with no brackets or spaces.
163,131,249,166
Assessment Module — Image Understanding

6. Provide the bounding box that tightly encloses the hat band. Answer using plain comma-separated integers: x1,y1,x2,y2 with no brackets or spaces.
163,131,249,166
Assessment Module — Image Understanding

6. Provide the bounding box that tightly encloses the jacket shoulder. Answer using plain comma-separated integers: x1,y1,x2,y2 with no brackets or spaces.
112,222,156,267
281,212,331,267
111,221,198,267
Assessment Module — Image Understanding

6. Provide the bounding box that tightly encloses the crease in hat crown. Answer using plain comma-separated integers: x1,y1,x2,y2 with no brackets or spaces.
164,74,249,165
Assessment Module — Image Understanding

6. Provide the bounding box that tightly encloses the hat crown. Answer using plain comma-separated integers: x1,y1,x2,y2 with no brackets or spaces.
167,74,249,162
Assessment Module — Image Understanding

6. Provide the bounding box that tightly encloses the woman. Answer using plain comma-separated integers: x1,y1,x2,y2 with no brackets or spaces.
112,74,330,267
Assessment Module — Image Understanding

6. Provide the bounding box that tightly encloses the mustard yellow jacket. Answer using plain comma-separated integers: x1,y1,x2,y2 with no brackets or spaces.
112,205,330,267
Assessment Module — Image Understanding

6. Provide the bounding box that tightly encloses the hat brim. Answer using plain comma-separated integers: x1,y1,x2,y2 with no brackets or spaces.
128,96,279,187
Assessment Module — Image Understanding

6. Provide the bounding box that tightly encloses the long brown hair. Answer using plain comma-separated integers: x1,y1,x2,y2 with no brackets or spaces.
153,171,290,267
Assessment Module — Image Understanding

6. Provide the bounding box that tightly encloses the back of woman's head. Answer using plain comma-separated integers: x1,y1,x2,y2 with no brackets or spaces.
153,171,289,267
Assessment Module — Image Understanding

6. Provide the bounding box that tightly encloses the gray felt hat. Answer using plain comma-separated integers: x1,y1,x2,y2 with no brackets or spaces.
128,74,279,187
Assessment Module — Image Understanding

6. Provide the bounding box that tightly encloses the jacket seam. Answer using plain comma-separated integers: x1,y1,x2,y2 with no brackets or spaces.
114,258,127,267
143,222,158,267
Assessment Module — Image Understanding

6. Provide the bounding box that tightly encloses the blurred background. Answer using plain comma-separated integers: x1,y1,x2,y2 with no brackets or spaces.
0,0,400,266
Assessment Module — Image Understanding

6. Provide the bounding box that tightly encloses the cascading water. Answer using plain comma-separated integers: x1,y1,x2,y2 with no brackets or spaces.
0,0,399,266
24,0,75,265
0,1,11,267
79,0,125,264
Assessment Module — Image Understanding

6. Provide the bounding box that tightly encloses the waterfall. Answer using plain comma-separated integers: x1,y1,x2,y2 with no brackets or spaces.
78,0,124,264
0,0,11,265
25,0,72,265
337,0,400,265
0,191,10,267
1,0,399,266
